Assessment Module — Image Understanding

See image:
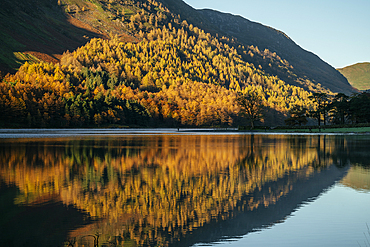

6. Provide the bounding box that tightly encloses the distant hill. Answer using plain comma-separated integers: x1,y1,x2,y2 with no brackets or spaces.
338,62,370,91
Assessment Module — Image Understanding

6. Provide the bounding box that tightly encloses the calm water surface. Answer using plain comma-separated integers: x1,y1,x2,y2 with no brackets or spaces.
0,129,369,247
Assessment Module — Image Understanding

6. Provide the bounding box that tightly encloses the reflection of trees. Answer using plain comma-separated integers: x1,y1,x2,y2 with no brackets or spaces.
0,135,346,246
286,135,347,169
341,166,370,191
338,136,370,168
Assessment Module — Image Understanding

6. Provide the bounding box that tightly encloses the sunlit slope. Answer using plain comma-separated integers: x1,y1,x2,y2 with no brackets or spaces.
1,35,317,127
0,0,355,95
338,62,370,91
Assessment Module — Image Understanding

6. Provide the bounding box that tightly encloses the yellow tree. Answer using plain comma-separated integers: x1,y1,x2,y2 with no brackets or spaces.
237,91,264,129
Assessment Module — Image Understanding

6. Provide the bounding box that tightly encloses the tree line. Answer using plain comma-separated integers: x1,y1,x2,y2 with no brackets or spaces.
285,92,370,127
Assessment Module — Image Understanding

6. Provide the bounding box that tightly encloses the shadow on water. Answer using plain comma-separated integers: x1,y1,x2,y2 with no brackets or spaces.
0,134,367,246
0,181,94,247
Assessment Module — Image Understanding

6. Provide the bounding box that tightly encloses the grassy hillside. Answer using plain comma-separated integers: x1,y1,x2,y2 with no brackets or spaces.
0,0,102,74
338,62,370,91
0,0,141,74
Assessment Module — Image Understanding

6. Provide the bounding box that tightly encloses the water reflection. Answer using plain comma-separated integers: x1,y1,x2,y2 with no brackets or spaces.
0,134,365,246
341,166,370,192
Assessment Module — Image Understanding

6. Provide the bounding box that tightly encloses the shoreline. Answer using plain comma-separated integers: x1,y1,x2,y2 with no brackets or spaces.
0,127,369,139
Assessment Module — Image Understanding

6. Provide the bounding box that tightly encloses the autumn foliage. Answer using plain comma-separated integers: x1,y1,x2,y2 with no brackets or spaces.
0,23,318,127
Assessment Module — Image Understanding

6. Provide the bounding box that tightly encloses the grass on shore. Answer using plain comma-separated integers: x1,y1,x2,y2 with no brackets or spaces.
267,126,370,133
239,124,370,133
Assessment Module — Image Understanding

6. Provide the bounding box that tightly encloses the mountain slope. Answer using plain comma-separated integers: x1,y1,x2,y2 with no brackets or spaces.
0,0,138,74
0,0,355,95
0,0,359,127
159,0,355,95
338,62,370,91
0,0,103,74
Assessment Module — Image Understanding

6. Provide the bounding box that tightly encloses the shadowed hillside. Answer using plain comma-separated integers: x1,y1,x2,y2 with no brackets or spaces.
159,0,355,95
0,0,142,74
0,0,104,74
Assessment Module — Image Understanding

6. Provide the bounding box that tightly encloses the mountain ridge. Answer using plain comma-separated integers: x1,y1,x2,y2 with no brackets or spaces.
158,0,354,94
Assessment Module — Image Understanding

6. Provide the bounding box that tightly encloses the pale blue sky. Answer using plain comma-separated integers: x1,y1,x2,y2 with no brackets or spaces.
183,0,370,68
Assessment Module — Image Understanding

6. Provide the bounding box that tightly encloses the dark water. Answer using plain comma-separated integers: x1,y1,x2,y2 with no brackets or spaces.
0,130,369,247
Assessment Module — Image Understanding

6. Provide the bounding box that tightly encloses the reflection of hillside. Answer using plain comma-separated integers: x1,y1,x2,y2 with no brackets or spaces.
0,185,93,247
341,166,370,192
0,135,343,246
337,136,370,167
173,164,349,246
330,135,370,191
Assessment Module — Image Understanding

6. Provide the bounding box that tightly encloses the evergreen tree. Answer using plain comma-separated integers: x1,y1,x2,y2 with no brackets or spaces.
284,105,308,126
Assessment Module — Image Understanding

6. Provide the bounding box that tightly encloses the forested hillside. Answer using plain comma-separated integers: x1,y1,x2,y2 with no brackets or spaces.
338,62,370,91
0,0,357,127
158,0,355,95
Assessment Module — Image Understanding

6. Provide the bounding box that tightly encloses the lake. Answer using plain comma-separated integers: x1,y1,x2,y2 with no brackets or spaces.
0,129,370,247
